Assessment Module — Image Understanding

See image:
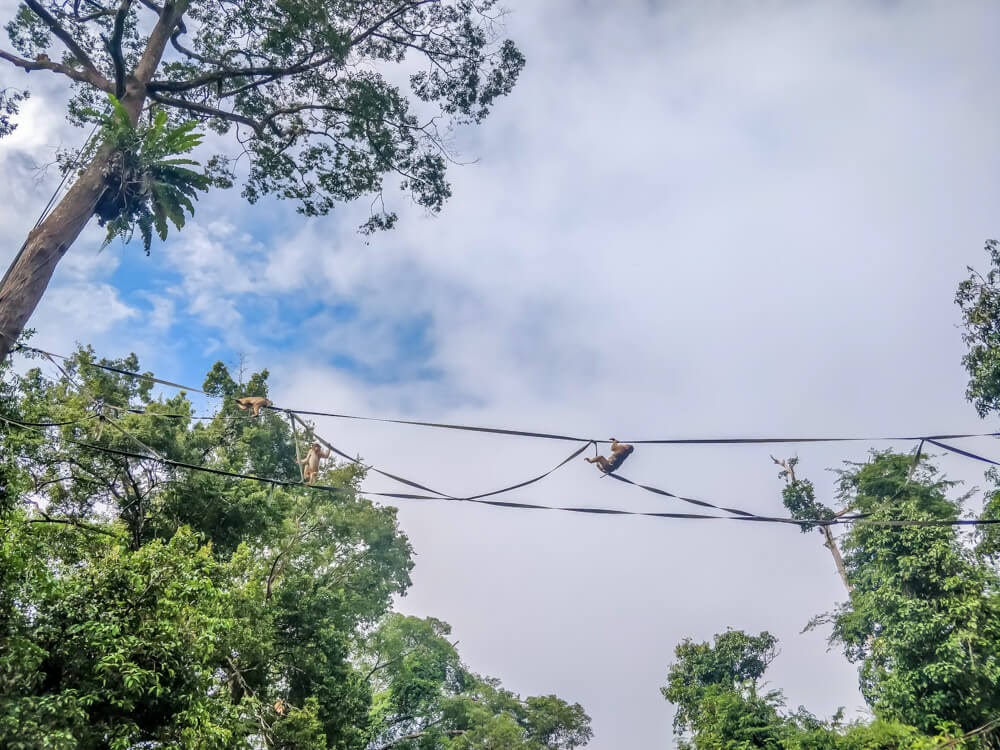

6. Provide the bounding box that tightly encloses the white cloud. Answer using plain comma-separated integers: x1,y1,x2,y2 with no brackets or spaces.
262,2,1000,747
3,1,1000,747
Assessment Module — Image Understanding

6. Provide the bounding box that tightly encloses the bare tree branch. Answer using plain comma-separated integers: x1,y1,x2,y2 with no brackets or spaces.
23,0,110,86
147,90,265,134
103,0,132,97
0,47,112,89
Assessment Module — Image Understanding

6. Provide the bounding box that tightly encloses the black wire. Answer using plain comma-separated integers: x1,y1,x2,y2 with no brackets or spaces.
12,344,1000,447
925,439,1000,467
4,414,999,530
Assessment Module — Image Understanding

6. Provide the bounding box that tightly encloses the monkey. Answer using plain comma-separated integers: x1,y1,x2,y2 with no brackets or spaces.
585,438,634,474
274,698,288,716
299,441,331,485
235,396,271,417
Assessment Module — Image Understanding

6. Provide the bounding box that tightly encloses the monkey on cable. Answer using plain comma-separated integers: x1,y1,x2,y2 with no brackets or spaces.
585,438,634,474
299,441,331,485
235,396,272,417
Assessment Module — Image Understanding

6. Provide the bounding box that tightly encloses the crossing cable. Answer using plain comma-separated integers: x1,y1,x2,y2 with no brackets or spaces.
604,472,796,519
10,344,1000,454
8,351,1000,524
11,401,991,524
925,439,1000,467
38,351,169,462
280,407,1000,447
5,413,1000,529
313,431,598,504
12,343,211,395
279,417,776,520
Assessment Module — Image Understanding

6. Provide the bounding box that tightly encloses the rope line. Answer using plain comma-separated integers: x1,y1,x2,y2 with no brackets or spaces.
11,344,1000,448
4,414,999,530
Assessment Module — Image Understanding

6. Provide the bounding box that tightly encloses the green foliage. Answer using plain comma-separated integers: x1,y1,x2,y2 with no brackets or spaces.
87,94,215,254
361,614,592,750
956,239,1000,417
975,477,1000,564
4,0,524,235
661,629,976,750
0,86,27,138
662,629,786,748
829,453,1000,735
664,454,1000,748
0,347,590,749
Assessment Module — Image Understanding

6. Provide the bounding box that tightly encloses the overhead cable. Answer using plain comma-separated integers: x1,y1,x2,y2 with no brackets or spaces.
4,414,999,530
10,343,1000,448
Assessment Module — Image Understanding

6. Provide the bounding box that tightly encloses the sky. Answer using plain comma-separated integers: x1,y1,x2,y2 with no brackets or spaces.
2,1,1000,747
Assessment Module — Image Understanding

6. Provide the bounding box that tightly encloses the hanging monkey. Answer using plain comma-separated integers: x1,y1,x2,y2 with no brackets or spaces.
235,396,272,417
585,438,634,474
299,442,331,485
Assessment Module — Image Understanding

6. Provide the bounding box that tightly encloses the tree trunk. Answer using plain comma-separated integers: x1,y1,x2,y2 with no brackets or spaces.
0,0,185,361
821,525,852,594
0,148,114,360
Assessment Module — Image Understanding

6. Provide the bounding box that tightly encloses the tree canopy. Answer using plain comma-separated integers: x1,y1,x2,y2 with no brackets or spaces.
0,346,591,749
662,451,1000,750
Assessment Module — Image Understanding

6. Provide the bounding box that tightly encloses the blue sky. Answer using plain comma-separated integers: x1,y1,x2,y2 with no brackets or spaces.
3,1,1000,748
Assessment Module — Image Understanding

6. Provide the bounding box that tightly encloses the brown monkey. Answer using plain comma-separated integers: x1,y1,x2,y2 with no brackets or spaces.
585,438,634,474
235,396,271,417
299,442,331,485
274,698,288,715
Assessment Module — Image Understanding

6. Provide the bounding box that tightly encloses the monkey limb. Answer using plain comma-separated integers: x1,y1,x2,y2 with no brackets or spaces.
299,442,331,485
585,438,634,474
235,396,272,417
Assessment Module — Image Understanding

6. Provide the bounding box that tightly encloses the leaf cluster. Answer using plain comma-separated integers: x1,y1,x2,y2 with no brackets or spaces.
956,239,1000,417
84,94,222,254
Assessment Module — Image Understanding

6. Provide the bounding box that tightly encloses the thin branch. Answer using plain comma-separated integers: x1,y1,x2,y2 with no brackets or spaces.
260,102,350,128
26,512,118,537
351,1,439,48
23,0,110,86
218,72,283,99
149,0,437,95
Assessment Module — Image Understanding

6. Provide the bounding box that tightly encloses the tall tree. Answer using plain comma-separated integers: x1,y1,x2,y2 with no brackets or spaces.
662,629,788,750
0,0,525,360
828,452,1000,736
0,348,589,748
661,628,970,750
